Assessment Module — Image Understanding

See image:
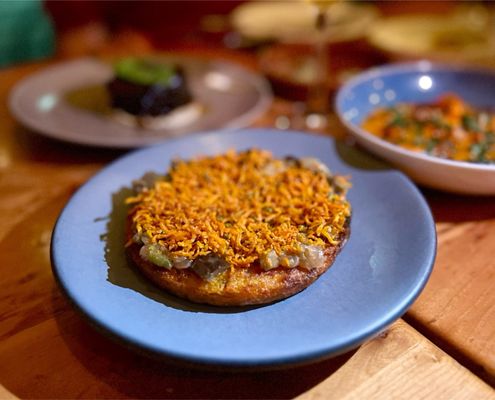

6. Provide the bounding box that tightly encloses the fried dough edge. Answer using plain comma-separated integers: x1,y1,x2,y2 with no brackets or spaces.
126,226,349,306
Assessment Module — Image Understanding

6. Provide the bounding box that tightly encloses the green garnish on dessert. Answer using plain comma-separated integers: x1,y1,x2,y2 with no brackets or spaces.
114,58,177,87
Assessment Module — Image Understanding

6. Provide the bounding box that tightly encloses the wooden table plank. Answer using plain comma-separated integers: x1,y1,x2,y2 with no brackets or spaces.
2,300,493,399
297,321,494,400
407,193,495,384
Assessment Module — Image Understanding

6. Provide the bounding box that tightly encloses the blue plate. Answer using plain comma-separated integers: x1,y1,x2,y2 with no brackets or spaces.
51,129,436,367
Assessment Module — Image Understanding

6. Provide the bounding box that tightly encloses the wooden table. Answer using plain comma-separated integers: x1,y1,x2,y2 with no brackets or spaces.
1,54,494,399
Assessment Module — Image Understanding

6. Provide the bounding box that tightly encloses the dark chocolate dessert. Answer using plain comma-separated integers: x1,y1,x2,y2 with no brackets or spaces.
107,58,193,117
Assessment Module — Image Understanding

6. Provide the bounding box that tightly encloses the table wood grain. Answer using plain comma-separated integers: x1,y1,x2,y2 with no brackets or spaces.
0,58,494,398
408,193,495,384
297,321,494,400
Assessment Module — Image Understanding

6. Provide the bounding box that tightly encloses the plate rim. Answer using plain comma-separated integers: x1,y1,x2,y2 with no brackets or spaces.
50,128,437,367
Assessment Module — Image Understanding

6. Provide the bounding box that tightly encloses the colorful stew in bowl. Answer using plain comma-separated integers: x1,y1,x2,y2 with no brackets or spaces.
362,94,495,163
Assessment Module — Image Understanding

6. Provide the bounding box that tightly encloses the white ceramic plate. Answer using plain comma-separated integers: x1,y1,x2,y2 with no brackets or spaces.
9,57,272,148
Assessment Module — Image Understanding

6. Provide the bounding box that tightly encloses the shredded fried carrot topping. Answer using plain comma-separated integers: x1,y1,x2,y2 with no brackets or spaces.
126,149,351,268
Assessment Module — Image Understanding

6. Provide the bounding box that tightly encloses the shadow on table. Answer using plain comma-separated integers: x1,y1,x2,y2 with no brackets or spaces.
50,293,357,399
422,188,495,223
335,139,495,223
12,124,124,165
334,139,390,171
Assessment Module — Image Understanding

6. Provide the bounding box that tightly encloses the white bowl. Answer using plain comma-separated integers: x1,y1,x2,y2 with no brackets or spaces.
335,61,495,195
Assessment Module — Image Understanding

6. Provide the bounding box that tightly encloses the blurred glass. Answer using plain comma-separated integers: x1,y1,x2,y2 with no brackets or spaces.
0,0,55,67
367,2,495,66
303,0,340,129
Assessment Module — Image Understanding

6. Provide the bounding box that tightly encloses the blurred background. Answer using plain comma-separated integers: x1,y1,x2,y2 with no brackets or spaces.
3,0,492,102
2,1,494,65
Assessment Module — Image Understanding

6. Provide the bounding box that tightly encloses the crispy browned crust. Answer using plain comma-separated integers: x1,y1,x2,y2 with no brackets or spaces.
126,223,349,306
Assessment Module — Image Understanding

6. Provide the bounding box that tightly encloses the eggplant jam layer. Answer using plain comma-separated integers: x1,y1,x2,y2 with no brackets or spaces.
107,58,193,117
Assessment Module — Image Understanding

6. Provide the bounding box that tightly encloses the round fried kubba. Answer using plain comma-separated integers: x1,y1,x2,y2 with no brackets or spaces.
125,149,351,306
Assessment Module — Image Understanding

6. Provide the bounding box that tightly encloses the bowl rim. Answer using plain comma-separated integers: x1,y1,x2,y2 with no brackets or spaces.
335,60,495,172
